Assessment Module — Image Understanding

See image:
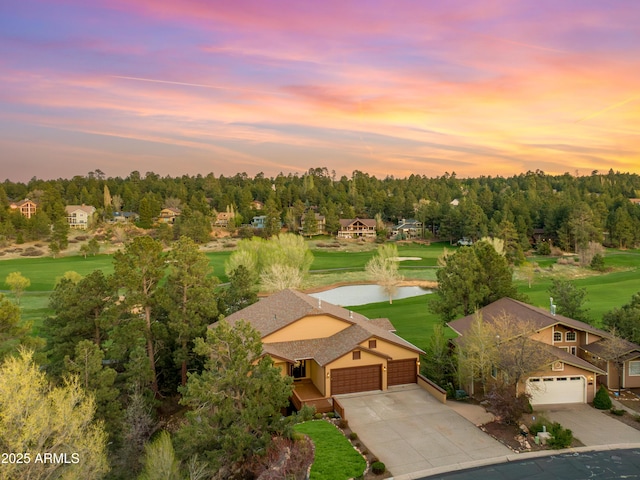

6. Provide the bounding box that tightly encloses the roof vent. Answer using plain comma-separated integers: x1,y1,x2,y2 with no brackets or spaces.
318,298,322,309
550,304,556,316
349,311,353,319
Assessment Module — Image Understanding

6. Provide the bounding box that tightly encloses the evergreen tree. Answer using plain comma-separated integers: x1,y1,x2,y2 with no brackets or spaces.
160,236,219,386
176,321,293,477
113,237,165,396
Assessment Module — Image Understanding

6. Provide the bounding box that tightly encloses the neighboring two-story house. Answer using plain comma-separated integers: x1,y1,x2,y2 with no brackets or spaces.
392,218,423,239
10,199,38,219
158,207,181,224
448,297,640,405
216,289,424,412
299,213,326,236
65,204,96,229
337,218,377,239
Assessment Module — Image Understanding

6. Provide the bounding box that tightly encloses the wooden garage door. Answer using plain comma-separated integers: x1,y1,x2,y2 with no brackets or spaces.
388,359,417,386
331,365,382,395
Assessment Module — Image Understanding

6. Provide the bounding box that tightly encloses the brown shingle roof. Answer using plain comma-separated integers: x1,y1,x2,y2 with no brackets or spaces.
217,289,423,362
339,218,376,228
448,297,612,340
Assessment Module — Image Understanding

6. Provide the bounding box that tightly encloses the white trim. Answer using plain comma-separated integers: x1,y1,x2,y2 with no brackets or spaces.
629,360,640,377
565,331,577,342
553,330,562,343
552,361,564,371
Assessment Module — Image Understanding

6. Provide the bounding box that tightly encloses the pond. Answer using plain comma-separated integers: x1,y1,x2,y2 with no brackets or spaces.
308,284,432,306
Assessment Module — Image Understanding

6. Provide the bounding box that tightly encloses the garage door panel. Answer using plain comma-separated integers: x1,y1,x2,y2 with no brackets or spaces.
526,376,585,405
331,365,381,395
388,359,417,386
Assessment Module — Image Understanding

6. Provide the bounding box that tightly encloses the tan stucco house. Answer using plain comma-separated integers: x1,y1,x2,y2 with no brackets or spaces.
65,204,96,229
218,289,424,412
158,207,181,224
448,298,640,405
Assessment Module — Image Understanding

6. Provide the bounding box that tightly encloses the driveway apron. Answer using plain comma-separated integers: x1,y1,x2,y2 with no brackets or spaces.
536,403,640,445
335,385,511,477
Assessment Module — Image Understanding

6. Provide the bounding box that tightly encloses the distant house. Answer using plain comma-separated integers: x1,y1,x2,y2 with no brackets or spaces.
337,218,376,239
299,213,326,236
65,204,96,229
9,198,38,219
450,199,460,207
158,207,181,224
251,215,267,229
630,198,640,206
392,218,422,239
531,228,546,245
251,200,264,210
112,211,139,223
215,211,235,227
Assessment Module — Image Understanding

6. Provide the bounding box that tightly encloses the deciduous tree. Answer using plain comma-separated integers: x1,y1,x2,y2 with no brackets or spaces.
0,349,109,480
365,243,403,304
4,271,30,305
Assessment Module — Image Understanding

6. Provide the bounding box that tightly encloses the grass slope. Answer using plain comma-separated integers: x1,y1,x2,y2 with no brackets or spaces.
293,421,366,480
349,294,451,351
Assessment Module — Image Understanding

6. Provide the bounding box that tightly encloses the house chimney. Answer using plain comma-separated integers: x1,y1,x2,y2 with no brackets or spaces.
550,304,556,316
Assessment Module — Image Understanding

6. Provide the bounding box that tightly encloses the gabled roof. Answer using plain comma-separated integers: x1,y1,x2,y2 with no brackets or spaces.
160,207,181,215
339,218,376,228
448,297,610,340
547,343,606,374
218,289,424,360
65,204,96,214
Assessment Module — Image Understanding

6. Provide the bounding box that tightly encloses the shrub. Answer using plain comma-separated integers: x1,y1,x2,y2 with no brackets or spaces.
371,461,386,475
529,415,551,436
349,432,358,440
611,408,625,416
338,419,349,429
537,241,551,256
313,413,323,420
547,422,573,449
593,385,612,410
326,412,335,418
485,385,531,425
590,253,605,271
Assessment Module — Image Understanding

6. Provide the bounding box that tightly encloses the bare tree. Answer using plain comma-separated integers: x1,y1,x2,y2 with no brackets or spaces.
365,244,403,304
597,329,633,395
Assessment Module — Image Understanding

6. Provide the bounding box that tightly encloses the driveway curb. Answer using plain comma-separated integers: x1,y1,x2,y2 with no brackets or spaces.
392,443,640,479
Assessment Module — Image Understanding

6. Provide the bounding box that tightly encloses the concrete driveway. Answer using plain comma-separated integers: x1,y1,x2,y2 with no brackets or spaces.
536,404,640,445
335,385,511,477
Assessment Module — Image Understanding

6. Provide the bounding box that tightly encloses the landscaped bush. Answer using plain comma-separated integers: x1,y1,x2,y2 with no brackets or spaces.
349,432,358,440
371,461,386,475
611,407,625,416
485,385,531,425
314,413,323,420
537,241,551,255
326,412,335,418
547,422,573,449
593,385,612,410
529,415,551,436
338,419,348,429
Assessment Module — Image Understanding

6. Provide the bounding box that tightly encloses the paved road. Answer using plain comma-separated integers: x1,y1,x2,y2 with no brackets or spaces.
335,385,511,477
419,448,640,479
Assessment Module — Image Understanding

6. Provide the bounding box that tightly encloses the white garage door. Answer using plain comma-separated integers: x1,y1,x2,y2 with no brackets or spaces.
526,376,585,405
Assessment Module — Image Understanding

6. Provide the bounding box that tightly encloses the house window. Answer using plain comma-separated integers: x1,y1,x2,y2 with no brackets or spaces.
352,351,361,360
552,361,564,371
368,339,377,349
566,331,576,342
553,332,562,342
629,361,640,376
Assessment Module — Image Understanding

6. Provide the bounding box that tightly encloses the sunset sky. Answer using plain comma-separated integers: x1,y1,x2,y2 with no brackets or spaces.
1,1,639,182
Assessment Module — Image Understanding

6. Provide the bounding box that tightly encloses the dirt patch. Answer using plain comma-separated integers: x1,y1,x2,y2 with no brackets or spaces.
603,410,640,431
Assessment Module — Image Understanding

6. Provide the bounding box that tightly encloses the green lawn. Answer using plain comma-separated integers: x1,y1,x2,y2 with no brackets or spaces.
293,421,366,480
349,294,450,351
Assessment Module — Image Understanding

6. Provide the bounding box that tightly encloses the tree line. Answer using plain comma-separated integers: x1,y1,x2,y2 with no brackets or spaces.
1,168,640,252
